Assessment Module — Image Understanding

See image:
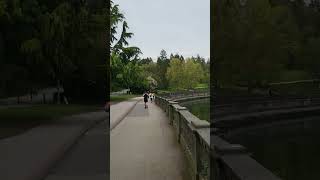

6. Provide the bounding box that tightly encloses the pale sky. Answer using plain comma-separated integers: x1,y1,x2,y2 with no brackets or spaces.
114,0,210,60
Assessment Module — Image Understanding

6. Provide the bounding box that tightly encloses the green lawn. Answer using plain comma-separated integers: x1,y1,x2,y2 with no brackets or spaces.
157,89,175,94
195,83,209,89
157,85,209,95
0,104,100,139
110,94,139,102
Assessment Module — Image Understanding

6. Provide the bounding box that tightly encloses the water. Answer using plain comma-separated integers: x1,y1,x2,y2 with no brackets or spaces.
181,98,209,121
181,98,320,179
225,118,320,180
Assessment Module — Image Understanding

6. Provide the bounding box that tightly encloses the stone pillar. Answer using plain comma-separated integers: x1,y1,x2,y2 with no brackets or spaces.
176,106,187,142
191,120,210,180
212,141,247,180
168,101,179,121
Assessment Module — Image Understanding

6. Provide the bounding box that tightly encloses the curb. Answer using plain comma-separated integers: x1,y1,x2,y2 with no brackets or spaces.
110,99,141,131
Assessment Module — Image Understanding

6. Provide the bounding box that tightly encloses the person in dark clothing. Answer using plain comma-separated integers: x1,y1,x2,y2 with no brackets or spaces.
143,92,149,109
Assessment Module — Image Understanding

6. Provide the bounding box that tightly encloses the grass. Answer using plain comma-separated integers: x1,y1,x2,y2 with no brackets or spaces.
0,104,100,139
157,89,176,94
110,94,139,102
195,83,209,89
157,86,210,95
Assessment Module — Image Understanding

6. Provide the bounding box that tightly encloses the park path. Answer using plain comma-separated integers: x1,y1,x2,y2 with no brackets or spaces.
110,97,141,130
110,100,189,180
0,111,108,180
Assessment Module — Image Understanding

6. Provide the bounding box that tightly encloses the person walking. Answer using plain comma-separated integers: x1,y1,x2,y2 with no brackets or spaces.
143,91,149,109
150,92,153,103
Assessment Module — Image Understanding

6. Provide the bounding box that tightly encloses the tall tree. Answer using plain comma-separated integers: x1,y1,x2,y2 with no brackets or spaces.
156,49,170,89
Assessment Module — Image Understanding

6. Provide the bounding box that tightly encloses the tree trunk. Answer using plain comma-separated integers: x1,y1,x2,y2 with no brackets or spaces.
57,79,61,104
248,81,253,94
43,93,46,104
64,96,69,104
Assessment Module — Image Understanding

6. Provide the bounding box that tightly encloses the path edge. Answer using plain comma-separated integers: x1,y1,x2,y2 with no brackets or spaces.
29,112,107,180
110,99,141,131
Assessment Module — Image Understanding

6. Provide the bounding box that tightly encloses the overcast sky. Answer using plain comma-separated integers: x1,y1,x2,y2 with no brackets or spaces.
114,0,210,60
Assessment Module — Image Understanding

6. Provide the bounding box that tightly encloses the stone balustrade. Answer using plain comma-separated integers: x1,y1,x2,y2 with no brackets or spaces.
155,95,282,180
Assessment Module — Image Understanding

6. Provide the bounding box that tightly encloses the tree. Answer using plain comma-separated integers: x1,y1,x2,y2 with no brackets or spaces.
0,0,108,103
183,59,204,89
138,57,153,65
47,3,74,104
213,0,299,91
109,1,147,93
156,49,170,89
0,1,7,19
166,58,184,88
119,46,142,63
166,58,204,89
110,0,124,45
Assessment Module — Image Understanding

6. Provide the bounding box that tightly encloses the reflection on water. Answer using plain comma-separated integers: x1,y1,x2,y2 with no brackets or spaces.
181,98,209,121
225,118,320,180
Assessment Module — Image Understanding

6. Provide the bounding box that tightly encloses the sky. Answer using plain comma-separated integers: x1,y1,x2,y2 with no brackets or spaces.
114,0,210,60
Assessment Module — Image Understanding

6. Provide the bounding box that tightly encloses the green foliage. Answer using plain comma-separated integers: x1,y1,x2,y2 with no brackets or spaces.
156,49,170,89
213,0,320,92
166,58,184,88
138,57,153,65
184,59,205,89
110,0,124,44
166,58,205,89
110,1,149,94
0,1,7,18
110,94,138,102
0,0,108,102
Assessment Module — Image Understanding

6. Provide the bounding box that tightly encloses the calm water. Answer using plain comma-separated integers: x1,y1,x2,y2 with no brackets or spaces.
225,118,320,180
184,99,320,179
182,98,209,121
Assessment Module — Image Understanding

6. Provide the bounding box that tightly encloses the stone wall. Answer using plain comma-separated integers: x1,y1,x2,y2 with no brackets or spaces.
155,94,281,180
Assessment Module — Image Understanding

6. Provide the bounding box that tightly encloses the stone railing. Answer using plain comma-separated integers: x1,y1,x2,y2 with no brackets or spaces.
155,95,282,180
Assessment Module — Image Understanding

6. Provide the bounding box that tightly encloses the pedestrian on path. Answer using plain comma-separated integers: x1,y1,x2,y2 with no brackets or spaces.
143,91,149,109
150,92,153,103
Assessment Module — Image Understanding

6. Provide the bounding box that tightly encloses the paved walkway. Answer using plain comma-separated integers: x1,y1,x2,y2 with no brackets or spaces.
110,100,189,180
0,111,108,180
44,120,108,180
110,97,141,130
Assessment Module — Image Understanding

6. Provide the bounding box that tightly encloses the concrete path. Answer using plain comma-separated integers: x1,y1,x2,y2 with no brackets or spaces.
110,101,189,180
0,111,107,180
110,97,141,130
45,120,108,180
